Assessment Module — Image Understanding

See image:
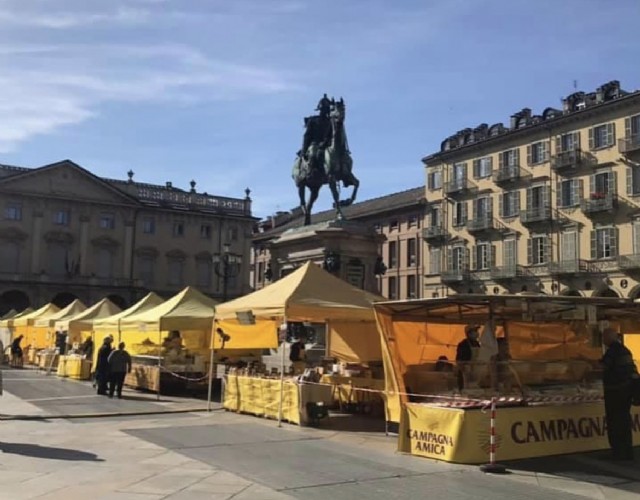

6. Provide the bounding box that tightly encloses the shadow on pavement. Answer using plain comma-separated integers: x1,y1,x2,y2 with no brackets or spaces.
0,442,104,461
318,412,387,433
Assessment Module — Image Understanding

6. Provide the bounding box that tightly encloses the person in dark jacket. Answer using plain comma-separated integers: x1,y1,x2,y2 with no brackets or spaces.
95,337,113,395
601,328,638,461
10,335,24,368
455,325,481,390
107,342,132,399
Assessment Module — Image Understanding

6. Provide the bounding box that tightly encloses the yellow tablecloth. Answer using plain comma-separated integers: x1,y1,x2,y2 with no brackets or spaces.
320,375,385,406
57,356,92,380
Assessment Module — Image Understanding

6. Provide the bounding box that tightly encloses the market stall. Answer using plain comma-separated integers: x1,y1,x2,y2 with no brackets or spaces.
92,292,164,344
214,261,385,425
0,307,32,348
6,303,60,363
118,287,219,393
375,294,640,463
31,299,86,350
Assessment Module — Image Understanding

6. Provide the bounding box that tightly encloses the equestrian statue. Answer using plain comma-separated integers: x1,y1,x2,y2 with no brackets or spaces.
292,94,359,225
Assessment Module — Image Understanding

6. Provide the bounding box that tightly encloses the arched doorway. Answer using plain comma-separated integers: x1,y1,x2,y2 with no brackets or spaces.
561,289,582,297
51,292,78,308
593,287,620,298
0,290,30,316
106,294,128,310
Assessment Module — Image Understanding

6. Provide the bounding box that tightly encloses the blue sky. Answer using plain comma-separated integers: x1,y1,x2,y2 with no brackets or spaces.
1,0,639,218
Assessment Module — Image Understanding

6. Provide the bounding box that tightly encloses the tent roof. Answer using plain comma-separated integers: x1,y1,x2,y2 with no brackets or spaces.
55,298,121,331
120,287,217,331
33,299,87,327
93,292,164,329
10,303,60,327
374,294,640,323
0,309,17,321
215,261,383,322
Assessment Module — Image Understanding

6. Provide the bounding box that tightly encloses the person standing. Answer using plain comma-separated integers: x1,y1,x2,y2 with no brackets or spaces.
601,328,638,461
107,342,132,399
95,337,113,395
455,325,481,391
289,336,306,375
10,335,24,368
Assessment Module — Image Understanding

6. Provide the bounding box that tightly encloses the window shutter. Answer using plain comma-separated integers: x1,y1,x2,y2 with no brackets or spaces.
610,171,618,195
462,162,468,180
606,123,615,146
589,127,596,150
491,245,497,268
526,145,532,165
514,191,521,215
487,156,494,175
498,152,504,170
461,202,468,223
590,230,597,260
556,180,563,207
611,227,618,257
589,174,595,196
578,179,584,203
543,141,550,161
498,193,504,217
571,180,580,207
465,248,470,270
527,238,533,265
514,148,520,166
487,196,493,217
627,167,633,196
542,185,551,208
555,136,562,154
473,159,480,179
446,247,453,271
471,246,477,271
625,117,632,138
573,131,581,149
543,236,551,264
526,188,533,211
634,223,640,254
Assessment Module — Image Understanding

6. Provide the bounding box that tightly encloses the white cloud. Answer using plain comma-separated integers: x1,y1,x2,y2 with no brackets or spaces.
0,6,151,28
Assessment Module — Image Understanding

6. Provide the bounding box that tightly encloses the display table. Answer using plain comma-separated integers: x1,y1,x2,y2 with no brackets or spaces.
124,355,206,393
38,352,58,370
57,356,91,380
224,374,333,425
399,401,640,464
320,374,385,412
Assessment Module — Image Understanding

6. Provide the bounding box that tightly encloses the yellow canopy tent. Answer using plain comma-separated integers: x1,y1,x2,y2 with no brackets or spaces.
54,298,121,344
213,261,383,359
118,287,217,357
31,299,87,349
93,292,164,340
0,309,17,321
9,303,60,348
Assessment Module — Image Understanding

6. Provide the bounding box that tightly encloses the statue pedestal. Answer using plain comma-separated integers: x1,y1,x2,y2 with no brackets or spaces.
267,219,385,294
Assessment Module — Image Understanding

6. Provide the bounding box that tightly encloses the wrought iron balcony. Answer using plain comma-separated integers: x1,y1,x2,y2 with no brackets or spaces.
490,265,529,281
618,254,640,270
444,178,477,196
580,193,617,215
492,165,531,185
520,206,552,225
619,135,640,155
422,225,447,241
551,149,584,172
466,215,494,233
547,259,596,277
441,268,470,283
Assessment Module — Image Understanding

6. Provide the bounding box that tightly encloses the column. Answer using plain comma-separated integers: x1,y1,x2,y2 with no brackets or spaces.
30,212,43,274
123,221,134,280
79,216,90,275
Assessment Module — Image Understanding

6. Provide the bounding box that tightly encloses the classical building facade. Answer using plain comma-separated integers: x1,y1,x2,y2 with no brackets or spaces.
0,160,255,314
251,187,426,299
423,80,640,299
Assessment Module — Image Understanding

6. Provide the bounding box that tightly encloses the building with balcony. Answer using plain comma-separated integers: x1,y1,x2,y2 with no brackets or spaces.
251,187,426,300
423,80,640,299
0,160,255,314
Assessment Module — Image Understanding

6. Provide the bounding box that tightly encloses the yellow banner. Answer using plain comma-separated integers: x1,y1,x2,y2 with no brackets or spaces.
213,320,278,349
400,402,640,464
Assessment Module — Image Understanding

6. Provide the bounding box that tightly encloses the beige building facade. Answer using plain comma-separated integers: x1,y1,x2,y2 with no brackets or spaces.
0,160,255,313
251,187,426,300
423,80,640,299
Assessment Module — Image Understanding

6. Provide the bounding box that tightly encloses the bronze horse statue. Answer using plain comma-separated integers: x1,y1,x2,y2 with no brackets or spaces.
292,96,359,225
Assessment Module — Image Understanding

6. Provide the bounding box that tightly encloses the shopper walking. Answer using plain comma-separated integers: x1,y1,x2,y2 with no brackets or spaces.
107,342,132,399
95,336,113,395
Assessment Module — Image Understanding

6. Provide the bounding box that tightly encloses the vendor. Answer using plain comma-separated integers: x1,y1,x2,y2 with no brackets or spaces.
163,331,183,351
55,330,68,355
289,336,306,375
456,325,481,391
81,336,94,359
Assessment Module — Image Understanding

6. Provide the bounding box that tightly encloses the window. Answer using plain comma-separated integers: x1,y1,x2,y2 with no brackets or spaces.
499,149,520,169
449,245,468,271
427,169,442,190
557,179,583,208
257,262,265,283
4,203,22,221
527,141,549,165
96,248,113,278
200,224,212,239
473,196,492,219
406,275,417,299
48,244,67,276
388,241,398,268
472,242,494,271
591,227,618,260
499,191,520,218
503,239,517,268
590,171,615,198
627,115,640,137
589,123,615,150
429,206,442,227
527,235,549,265
196,260,212,288
390,220,399,232
137,257,155,286
168,259,184,285
452,201,467,227
526,185,550,216
388,277,398,300
99,213,115,230
142,217,155,234
173,222,185,237
228,225,239,241
429,247,441,275
556,132,580,153
53,210,70,226
472,157,493,178
407,238,417,267
634,222,640,255
0,242,20,273
561,231,578,262
627,167,640,196
408,215,418,228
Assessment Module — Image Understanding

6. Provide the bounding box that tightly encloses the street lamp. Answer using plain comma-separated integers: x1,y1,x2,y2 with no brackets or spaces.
212,243,242,302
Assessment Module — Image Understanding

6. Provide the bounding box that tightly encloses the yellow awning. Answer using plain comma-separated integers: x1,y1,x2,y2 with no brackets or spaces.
9,303,60,327
33,299,87,328
92,292,164,332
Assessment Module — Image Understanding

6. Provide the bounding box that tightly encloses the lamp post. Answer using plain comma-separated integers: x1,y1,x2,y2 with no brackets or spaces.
212,242,242,302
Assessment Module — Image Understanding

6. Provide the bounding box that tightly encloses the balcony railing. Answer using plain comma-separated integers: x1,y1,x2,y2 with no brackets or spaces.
551,149,584,172
0,272,142,288
441,268,470,283
493,165,531,185
618,254,640,270
490,265,529,281
466,215,495,233
619,135,640,155
134,186,251,215
422,225,447,241
547,259,595,276
520,206,552,224
580,193,617,214
444,178,477,196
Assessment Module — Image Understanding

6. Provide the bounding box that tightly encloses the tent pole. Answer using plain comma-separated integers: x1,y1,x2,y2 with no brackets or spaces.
278,318,287,428
207,339,215,411
157,330,161,401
